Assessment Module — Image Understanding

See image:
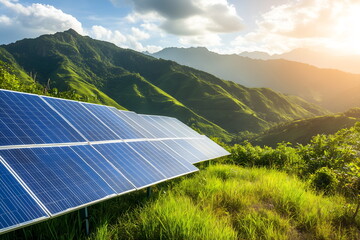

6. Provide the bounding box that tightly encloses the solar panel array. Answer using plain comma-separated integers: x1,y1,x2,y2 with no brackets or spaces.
0,89,230,234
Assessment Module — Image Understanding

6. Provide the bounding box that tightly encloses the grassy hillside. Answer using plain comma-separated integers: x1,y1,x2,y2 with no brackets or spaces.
250,108,360,147
0,29,328,140
153,47,360,112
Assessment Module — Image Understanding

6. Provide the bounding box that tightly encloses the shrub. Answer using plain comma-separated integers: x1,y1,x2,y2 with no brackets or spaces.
309,167,339,194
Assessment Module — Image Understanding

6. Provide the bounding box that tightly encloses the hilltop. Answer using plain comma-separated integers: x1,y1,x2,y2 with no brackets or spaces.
0,29,329,141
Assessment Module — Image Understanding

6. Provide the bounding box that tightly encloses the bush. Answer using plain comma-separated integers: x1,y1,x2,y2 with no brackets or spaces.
309,167,339,194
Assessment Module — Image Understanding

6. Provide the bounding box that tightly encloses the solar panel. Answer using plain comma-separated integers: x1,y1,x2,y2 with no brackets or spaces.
168,139,209,164
149,140,198,172
185,139,221,159
166,117,201,137
148,116,188,138
112,110,162,138
127,141,198,179
200,136,230,157
0,89,230,234
0,161,48,233
70,145,136,194
0,90,85,146
0,147,116,215
140,115,177,138
42,97,120,142
160,139,201,163
92,143,166,188
82,104,146,139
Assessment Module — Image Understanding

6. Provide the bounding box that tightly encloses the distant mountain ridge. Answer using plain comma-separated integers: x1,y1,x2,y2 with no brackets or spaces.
239,48,360,75
153,47,360,112
0,29,329,141
250,108,360,147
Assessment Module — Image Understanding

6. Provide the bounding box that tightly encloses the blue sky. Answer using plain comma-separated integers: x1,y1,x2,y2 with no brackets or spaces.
1,0,359,55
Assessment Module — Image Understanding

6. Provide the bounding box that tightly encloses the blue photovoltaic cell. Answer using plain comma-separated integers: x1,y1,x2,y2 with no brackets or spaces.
0,90,85,146
150,116,188,138
111,110,157,138
163,117,200,137
93,143,166,188
0,162,48,233
82,104,146,139
149,141,198,173
161,139,200,163
127,141,197,178
140,115,177,138
71,145,135,194
171,139,209,164
0,147,115,215
42,97,120,142
201,136,230,157
186,139,222,159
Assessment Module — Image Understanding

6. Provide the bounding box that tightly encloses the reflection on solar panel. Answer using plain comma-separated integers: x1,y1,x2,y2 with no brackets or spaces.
0,147,116,215
82,104,145,139
111,110,155,138
127,141,198,179
140,115,177,138
93,143,166,188
70,145,135,193
0,161,48,233
42,97,120,141
0,89,230,234
0,90,85,146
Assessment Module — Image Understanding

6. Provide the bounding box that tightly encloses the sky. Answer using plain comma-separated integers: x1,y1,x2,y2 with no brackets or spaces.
1,0,360,55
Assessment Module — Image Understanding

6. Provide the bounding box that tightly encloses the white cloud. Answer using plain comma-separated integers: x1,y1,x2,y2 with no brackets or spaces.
88,25,161,53
0,0,84,35
116,0,243,36
89,25,127,46
231,0,360,54
0,14,11,25
131,27,150,40
179,33,222,47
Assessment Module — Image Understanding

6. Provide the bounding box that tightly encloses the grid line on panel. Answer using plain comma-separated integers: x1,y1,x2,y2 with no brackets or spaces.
140,115,177,138
126,141,198,179
71,145,137,193
81,104,146,139
42,97,120,142
110,110,156,139
40,97,90,143
160,139,201,164
0,147,116,215
149,140,199,173
0,156,51,216
92,142,167,189
0,158,49,234
150,116,188,138
0,90,85,146
121,112,169,138
168,117,201,137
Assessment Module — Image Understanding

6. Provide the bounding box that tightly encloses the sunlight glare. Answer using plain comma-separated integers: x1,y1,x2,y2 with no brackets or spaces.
333,4,360,54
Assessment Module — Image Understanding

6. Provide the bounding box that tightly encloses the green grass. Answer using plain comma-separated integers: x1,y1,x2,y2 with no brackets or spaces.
92,165,359,239
2,165,359,240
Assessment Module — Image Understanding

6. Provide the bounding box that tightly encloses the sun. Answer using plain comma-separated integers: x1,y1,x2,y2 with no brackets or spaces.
332,4,360,55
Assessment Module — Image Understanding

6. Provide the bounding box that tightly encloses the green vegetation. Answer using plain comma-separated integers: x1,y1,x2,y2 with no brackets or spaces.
0,29,330,142
153,46,360,112
250,110,360,147
3,30,360,239
0,60,125,108
2,165,359,240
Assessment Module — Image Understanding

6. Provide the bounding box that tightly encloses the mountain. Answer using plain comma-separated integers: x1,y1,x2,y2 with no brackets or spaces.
240,48,360,75
250,108,360,147
153,47,360,112
0,29,329,141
